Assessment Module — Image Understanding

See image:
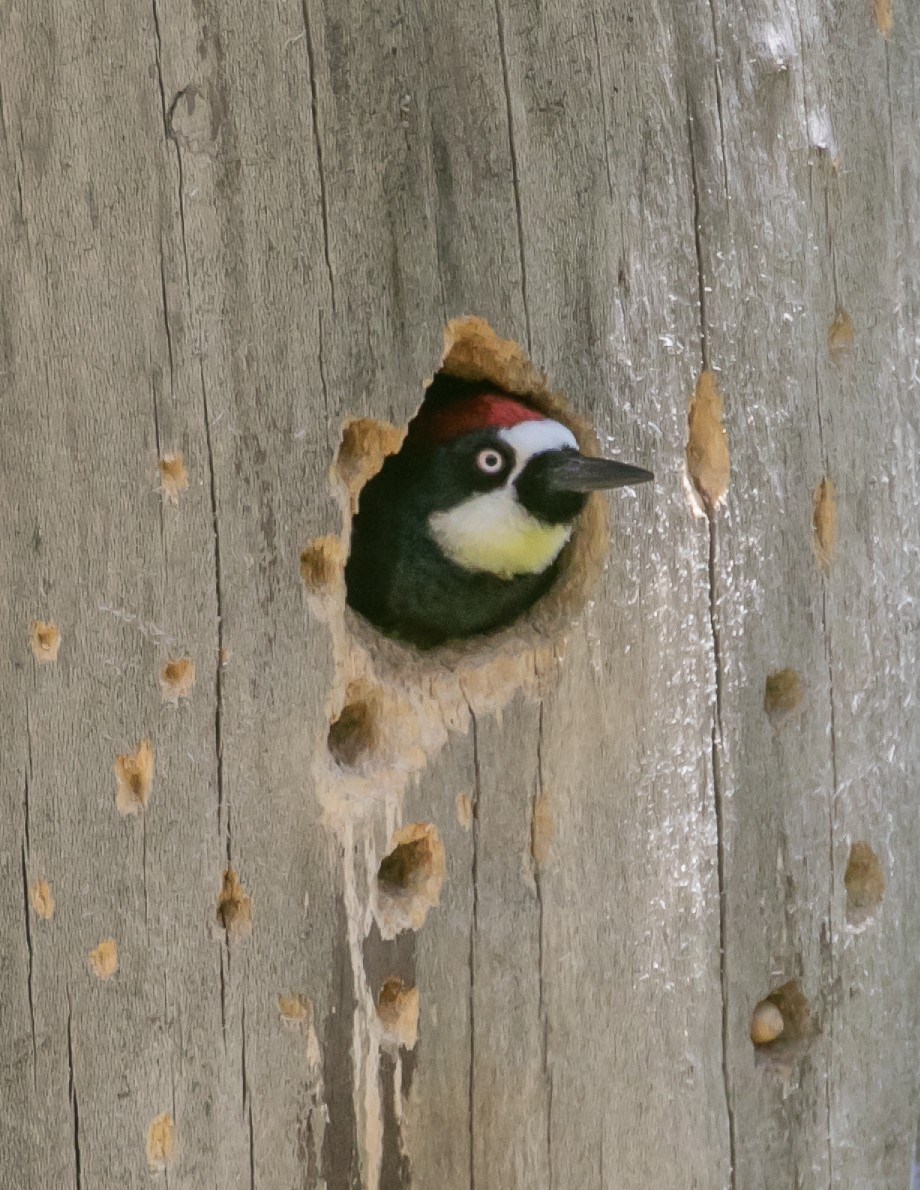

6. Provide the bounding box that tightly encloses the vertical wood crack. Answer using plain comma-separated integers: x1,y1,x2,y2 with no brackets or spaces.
248,1099,256,1190
300,0,337,315
883,46,895,167
142,817,150,928
493,0,532,357
705,0,730,197
534,702,552,1189
26,697,34,787
467,704,481,1190
687,111,711,372
687,106,736,1190
164,88,193,297
706,515,735,1190
813,353,837,1190
154,18,228,869
200,361,228,860
317,308,331,444
165,972,178,1128
242,1000,256,1188
0,75,10,144
218,941,229,1046
151,377,165,546
426,159,450,326
589,9,614,203
66,995,82,1190
157,236,175,391
150,0,169,140
21,836,37,1083
22,716,37,1084
154,8,193,306
151,377,162,459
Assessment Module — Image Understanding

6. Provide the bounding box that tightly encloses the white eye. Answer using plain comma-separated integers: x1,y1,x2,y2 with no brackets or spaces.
476,448,505,475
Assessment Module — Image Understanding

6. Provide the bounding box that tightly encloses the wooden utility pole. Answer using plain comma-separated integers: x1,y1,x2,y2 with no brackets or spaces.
2,1,918,1187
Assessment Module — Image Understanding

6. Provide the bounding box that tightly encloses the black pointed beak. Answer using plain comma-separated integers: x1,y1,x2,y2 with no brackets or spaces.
537,451,654,493
515,449,653,525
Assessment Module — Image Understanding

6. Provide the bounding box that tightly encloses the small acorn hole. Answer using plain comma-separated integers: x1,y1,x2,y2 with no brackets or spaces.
764,668,804,722
686,370,730,514
160,656,195,703
376,977,420,1050
114,738,154,816
327,681,383,769
30,620,61,663
158,452,189,503
216,867,252,943
375,822,445,938
750,979,812,1073
844,841,885,927
812,478,837,572
827,309,854,361
300,534,345,594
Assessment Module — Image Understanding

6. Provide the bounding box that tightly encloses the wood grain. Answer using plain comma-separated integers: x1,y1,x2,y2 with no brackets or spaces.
1,0,917,1187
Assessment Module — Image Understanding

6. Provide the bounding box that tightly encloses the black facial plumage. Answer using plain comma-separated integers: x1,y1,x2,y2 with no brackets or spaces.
344,378,652,648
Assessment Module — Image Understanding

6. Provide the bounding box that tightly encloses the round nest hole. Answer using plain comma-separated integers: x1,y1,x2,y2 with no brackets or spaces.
338,317,620,674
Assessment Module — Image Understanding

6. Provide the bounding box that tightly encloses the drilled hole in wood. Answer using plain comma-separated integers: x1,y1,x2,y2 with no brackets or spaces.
114,738,154,816
30,619,61,663
341,317,636,660
376,822,445,938
376,977,420,1050
160,656,195,703
328,681,383,769
29,879,55,920
685,370,730,514
300,534,345,594
844,841,885,927
158,452,189,503
278,992,322,1068
278,992,314,1025
216,868,252,942
828,309,854,361
750,979,812,1072
530,791,553,866
146,1113,175,1172
88,938,119,980
456,792,474,831
764,668,803,722
812,478,836,572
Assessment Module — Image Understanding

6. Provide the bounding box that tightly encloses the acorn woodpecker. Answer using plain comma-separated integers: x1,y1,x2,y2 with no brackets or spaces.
345,377,653,648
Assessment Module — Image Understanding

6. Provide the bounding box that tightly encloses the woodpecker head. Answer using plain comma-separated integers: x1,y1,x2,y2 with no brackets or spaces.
344,379,653,646
402,390,653,580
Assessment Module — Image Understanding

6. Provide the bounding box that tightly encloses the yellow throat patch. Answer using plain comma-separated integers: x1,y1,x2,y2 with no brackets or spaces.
429,489,571,579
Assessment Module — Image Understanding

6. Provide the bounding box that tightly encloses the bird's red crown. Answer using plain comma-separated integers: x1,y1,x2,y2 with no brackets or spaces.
411,392,545,445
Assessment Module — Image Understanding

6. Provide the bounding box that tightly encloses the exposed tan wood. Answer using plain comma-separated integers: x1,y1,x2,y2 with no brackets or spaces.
1,0,918,1187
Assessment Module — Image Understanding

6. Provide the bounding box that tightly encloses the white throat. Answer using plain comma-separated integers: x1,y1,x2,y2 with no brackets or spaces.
428,419,577,579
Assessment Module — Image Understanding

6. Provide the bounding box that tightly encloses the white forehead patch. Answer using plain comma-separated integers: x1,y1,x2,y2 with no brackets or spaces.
499,419,578,471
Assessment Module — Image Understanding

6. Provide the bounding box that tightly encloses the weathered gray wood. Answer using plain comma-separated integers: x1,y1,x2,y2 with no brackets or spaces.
2,2,918,1189
686,4,920,1186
